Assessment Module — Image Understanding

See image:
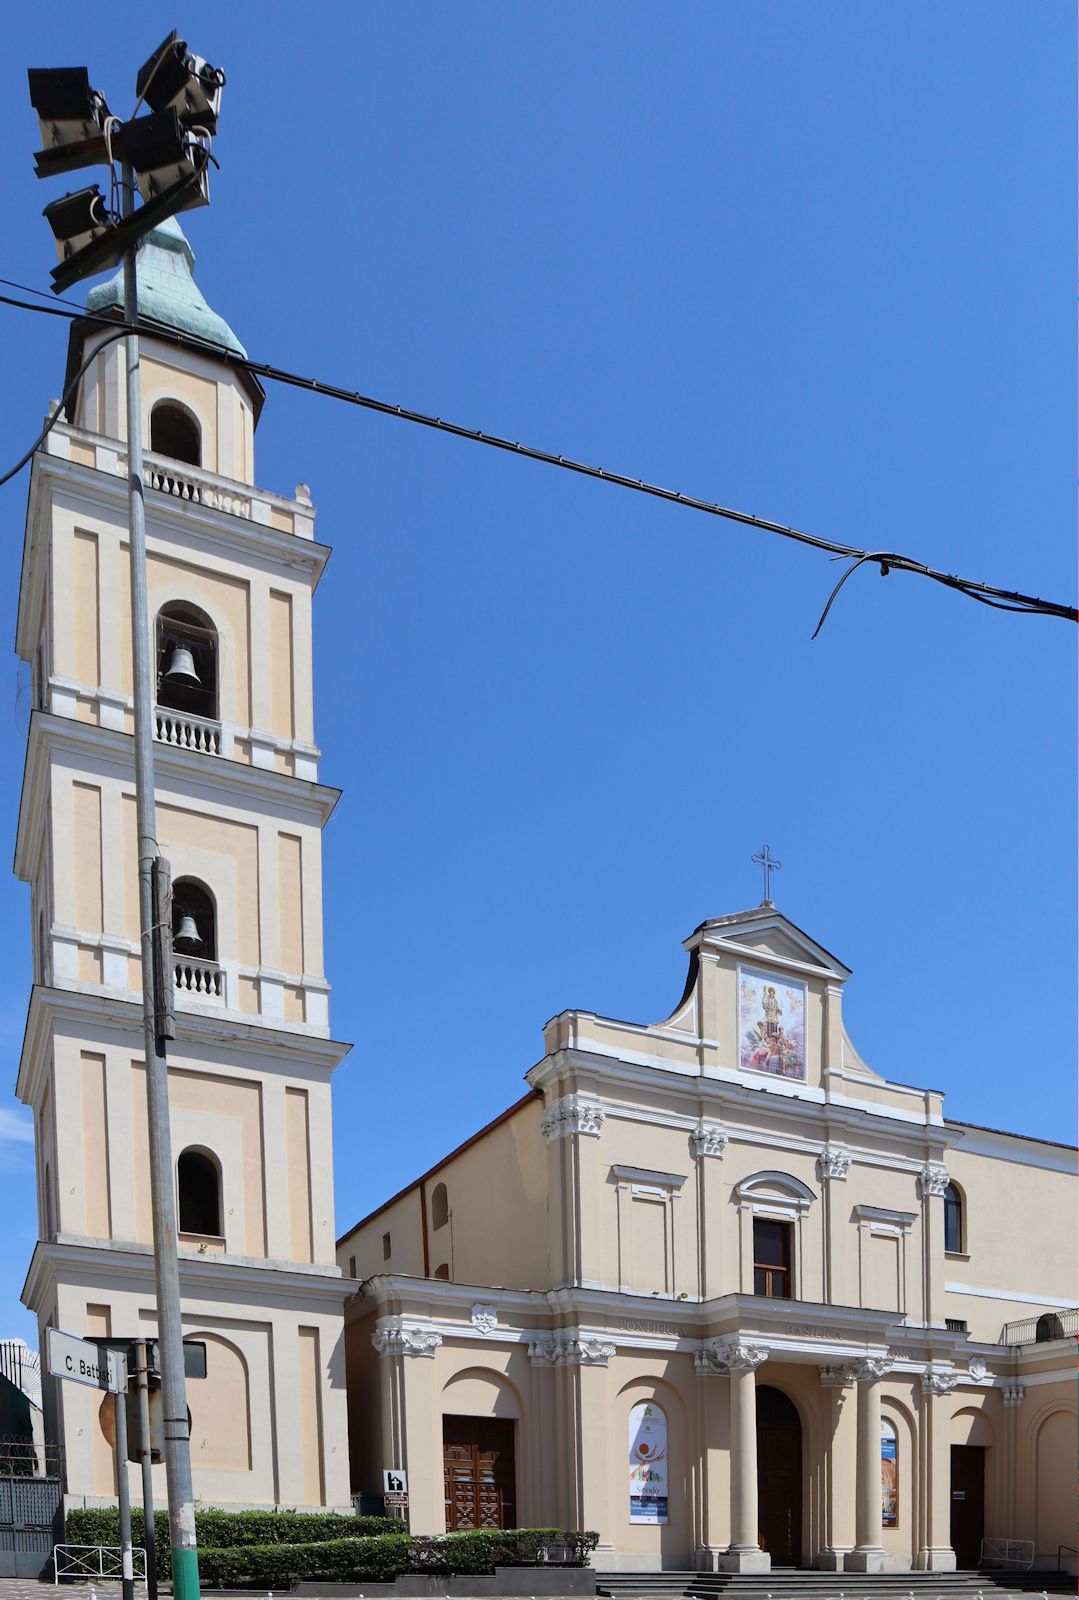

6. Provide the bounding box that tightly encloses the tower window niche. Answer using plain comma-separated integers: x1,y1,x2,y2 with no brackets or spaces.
150,401,201,467
177,1148,222,1238
172,878,217,963
156,602,218,721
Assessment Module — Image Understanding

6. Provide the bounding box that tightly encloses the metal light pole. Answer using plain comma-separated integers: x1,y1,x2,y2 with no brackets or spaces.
121,158,199,1600
30,39,224,1600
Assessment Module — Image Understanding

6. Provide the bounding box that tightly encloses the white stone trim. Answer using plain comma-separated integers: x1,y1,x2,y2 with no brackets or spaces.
944,1282,1076,1308
540,1093,605,1142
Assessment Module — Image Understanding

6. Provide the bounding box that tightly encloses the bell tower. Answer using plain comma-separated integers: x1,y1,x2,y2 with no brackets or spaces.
15,220,352,1510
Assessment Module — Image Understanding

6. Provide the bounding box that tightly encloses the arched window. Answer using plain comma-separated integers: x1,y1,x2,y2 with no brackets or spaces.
433,1262,450,1281
150,401,201,466
943,1183,963,1253
172,879,217,962
1035,1312,1065,1342
880,1417,898,1527
177,1148,222,1237
156,602,218,721
431,1182,449,1230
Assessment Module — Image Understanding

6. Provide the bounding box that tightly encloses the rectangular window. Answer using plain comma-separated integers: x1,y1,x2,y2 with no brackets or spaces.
945,1318,967,1333
382,1231,391,1260
348,1256,356,1278
753,1217,792,1298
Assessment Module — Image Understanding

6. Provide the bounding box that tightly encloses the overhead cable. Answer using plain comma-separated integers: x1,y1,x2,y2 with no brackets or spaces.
0,282,1074,631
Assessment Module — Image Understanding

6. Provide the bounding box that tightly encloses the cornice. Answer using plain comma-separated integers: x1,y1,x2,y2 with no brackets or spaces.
16,712,340,881
18,448,330,658
22,1238,355,1315
16,983,351,1106
356,1274,983,1369
528,1049,957,1163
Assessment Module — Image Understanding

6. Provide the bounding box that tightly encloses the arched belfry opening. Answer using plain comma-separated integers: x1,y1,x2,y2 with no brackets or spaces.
756,1385,802,1567
156,602,218,721
172,878,217,962
177,1148,222,1238
150,400,201,466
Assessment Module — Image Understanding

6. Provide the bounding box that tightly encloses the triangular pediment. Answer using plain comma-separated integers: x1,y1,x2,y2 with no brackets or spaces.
685,905,851,981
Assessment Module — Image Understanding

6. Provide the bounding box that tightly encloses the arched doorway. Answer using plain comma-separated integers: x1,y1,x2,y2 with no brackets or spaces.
757,1385,802,1566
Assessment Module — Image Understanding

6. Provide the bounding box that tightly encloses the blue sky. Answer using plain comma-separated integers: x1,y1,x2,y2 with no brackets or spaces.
0,4,1074,1341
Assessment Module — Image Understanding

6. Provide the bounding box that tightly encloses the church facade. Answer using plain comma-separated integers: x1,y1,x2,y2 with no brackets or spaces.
15,222,351,1511
338,905,1076,1571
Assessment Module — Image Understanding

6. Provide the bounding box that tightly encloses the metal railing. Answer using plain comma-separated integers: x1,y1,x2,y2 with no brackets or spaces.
155,707,222,756
53,1545,147,1584
979,1537,1034,1570
998,1308,1078,1346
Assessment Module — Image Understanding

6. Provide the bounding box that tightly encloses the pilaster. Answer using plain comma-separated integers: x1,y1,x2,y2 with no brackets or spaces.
916,1366,958,1571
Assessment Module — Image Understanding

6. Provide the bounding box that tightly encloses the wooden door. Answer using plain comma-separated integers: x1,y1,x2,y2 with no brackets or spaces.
950,1445,985,1568
756,1386,802,1566
443,1416,516,1531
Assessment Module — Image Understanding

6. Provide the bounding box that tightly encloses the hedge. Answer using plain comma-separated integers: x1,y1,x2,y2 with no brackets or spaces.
64,1512,599,1587
65,1508,394,1576
196,1530,599,1588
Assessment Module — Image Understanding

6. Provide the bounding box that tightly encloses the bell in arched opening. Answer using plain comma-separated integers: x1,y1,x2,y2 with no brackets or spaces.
173,912,203,952
163,642,201,686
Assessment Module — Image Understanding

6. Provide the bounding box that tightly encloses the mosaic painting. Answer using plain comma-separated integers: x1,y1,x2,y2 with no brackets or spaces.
738,969,806,1080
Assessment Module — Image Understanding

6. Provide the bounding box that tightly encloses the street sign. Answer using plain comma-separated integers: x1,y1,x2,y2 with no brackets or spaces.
383,1492,408,1510
383,1468,408,1494
48,1328,126,1393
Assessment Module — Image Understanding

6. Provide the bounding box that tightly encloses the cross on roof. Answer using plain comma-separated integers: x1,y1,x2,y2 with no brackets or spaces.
751,844,781,906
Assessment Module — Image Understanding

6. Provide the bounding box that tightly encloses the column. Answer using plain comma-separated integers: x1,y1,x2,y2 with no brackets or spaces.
372,1316,443,1532
917,1367,958,1571
817,1364,858,1569
847,1358,890,1571
716,1343,770,1572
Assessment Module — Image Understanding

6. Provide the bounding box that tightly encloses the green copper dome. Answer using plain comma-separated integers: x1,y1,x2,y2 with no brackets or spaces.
86,217,246,357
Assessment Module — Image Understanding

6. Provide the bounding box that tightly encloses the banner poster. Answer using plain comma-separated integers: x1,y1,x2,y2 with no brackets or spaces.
881,1418,898,1527
628,1402,669,1524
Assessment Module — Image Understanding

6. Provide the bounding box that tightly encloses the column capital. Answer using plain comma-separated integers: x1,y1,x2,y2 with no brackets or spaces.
692,1119,728,1160
918,1161,950,1199
696,1338,769,1375
540,1093,605,1143
371,1316,441,1359
920,1363,960,1397
528,1333,615,1367
852,1356,892,1382
818,1361,861,1387
819,1143,852,1181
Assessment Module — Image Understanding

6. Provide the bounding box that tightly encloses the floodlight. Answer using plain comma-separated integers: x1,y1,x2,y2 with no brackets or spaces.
120,109,210,213
42,184,118,265
136,31,225,135
28,66,111,177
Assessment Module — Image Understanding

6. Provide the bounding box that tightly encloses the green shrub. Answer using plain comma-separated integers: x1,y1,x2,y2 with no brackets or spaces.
196,1534,413,1588
64,1512,599,1587
64,1506,392,1577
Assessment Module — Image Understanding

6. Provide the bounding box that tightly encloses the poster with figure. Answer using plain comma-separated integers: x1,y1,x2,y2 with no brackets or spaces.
628,1402,668,1523
738,969,806,1080
881,1418,898,1527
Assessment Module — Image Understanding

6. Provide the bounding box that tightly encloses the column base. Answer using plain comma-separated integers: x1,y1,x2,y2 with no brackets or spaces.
846,1547,890,1572
718,1548,771,1572
916,1546,957,1572
816,1547,852,1571
694,1547,725,1572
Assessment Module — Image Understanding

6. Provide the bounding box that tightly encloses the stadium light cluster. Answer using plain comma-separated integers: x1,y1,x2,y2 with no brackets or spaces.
28,30,224,292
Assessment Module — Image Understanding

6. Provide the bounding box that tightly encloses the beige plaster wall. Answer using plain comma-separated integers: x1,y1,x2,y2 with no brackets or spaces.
943,1145,1077,1340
